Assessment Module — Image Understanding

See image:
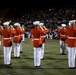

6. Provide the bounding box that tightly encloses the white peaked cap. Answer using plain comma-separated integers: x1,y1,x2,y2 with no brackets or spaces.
39,23,44,26
33,21,40,25
69,20,76,23
69,20,76,26
61,24,66,27
3,21,10,26
14,23,20,26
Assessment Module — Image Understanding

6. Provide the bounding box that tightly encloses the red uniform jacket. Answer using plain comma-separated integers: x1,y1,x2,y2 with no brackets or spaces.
58,27,66,41
30,27,45,48
0,28,13,47
21,29,25,34
65,26,76,47
73,27,76,47
20,29,25,40
40,29,48,44
13,28,23,43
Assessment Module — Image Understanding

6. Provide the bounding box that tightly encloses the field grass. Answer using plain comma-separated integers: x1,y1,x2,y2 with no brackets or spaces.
0,38,76,75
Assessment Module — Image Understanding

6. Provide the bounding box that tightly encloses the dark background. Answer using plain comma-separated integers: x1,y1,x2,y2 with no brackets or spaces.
1,0,76,9
0,0,76,18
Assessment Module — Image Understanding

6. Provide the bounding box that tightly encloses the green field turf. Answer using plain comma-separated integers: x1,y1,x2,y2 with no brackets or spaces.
0,38,76,75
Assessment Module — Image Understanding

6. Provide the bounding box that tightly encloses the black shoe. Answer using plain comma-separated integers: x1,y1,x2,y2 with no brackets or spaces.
15,57,20,58
14,57,17,58
35,65,41,68
20,51,23,53
41,58,44,60
16,57,20,58
60,53,64,55
9,63,12,65
5,63,12,66
69,67,75,69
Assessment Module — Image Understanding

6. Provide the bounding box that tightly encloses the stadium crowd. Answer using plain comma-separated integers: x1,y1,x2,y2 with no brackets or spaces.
19,8,76,27
17,8,75,39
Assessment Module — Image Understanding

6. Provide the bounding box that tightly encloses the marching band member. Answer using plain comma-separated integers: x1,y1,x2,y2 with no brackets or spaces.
0,21,13,65
30,21,44,67
58,24,66,54
19,25,25,53
13,23,22,58
65,20,76,69
39,22,48,59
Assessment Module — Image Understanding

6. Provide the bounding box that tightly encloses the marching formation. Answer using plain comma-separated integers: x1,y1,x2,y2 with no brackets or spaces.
0,19,76,69
58,20,76,69
0,20,25,65
0,20,48,67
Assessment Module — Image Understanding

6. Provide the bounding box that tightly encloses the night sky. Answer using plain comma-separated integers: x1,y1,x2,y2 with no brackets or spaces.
0,0,75,9
0,0,76,18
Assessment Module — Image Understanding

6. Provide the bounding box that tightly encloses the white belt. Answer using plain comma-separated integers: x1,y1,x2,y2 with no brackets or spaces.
34,38,40,40
60,34,65,36
68,37,76,39
4,37,11,40
14,36,20,37
40,36,45,38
